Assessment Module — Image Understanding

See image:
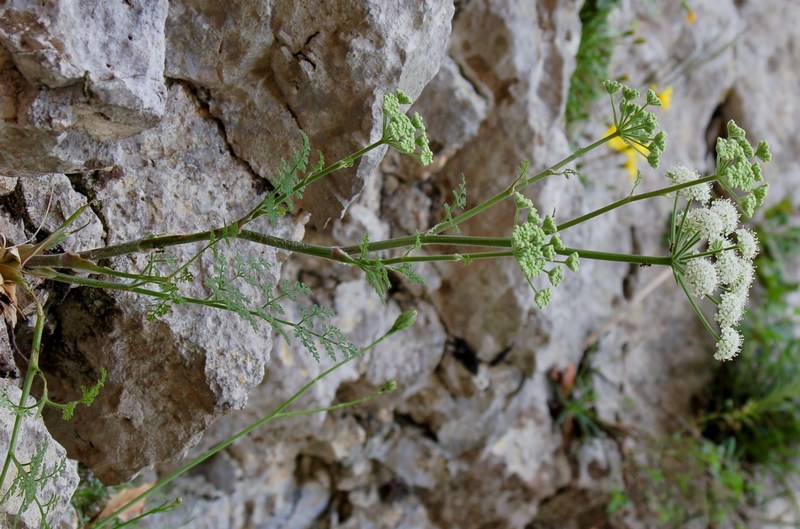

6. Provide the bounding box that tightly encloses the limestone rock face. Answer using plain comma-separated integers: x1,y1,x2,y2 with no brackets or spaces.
1,381,79,529
37,84,291,483
0,0,169,173
165,0,454,226
0,0,798,528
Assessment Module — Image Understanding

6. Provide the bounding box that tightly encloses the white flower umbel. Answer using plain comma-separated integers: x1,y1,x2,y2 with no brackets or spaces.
715,289,747,328
684,207,724,241
683,257,719,298
674,200,759,363
735,228,758,260
666,163,711,204
709,199,739,237
668,120,771,361
715,249,744,285
715,326,743,361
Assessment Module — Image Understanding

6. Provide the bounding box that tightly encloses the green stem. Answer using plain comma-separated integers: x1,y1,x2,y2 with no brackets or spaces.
670,193,680,248
32,231,216,265
429,132,620,235
274,385,393,418
292,140,386,196
684,245,738,260
93,327,396,529
0,288,45,490
339,234,511,255
378,247,672,267
558,247,672,266
381,251,514,265
26,233,514,271
674,271,720,341
557,175,718,232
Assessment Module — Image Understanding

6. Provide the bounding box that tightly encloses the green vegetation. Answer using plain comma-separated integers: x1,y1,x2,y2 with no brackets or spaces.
0,83,774,527
566,0,625,135
604,201,800,528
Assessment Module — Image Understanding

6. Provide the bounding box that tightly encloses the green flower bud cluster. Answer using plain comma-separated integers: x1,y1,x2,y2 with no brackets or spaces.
381,90,434,166
511,193,579,309
715,120,770,218
602,80,667,169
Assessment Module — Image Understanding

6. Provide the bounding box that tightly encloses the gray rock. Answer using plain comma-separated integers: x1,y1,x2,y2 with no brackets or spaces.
38,85,292,484
165,0,454,226
0,381,79,529
19,173,104,252
0,0,168,173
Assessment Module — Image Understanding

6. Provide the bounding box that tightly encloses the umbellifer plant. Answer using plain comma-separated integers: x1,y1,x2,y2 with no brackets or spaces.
0,81,770,527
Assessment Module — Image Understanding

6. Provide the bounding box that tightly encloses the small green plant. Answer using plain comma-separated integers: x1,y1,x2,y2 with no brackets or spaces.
565,0,626,134
1,83,773,527
624,432,750,528
700,199,800,473
613,203,800,528
550,344,624,442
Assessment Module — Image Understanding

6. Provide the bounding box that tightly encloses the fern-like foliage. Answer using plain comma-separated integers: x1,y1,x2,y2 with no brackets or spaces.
2,438,68,529
257,131,314,224
293,305,357,362
439,176,468,234
60,368,106,421
201,244,357,362
143,252,193,321
353,233,390,301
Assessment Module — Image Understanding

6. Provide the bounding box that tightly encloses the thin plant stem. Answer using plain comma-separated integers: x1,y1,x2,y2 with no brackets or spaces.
380,247,673,267
0,287,45,489
380,251,514,265
674,271,720,340
559,247,672,266
274,385,393,419
557,175,718,232
429,132,620,235
92,327,398,529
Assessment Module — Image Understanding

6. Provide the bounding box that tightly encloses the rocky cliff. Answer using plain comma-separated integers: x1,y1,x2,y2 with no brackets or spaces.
1,1,798,528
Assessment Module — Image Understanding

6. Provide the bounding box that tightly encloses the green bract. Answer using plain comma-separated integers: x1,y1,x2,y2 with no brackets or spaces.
714,120,771,218
381,90,434,166
607,80,667,169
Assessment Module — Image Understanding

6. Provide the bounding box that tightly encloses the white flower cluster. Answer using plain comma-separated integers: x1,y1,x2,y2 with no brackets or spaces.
679,197,759,361
684,198,739,242
666,163,711,204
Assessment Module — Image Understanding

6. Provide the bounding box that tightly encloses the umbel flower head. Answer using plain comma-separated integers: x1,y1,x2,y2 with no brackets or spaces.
602,80,667,170
674,197,759,360
714,119,770,218
670,128,770,360
666,163,711,204
381,89,434,166
510,193,578,309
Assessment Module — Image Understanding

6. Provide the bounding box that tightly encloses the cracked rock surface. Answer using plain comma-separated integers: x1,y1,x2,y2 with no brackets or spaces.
0,0,798,528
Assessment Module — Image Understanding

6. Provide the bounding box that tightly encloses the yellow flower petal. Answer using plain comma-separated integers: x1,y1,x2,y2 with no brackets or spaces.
656,85,673,110
605,125,629,152
624,150,639,181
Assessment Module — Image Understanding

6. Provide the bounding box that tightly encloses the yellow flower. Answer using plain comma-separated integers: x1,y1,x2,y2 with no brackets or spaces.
623,150,639,180
605,125,648,181
653,85,673,110
686,9,697,25
605,125,628,152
